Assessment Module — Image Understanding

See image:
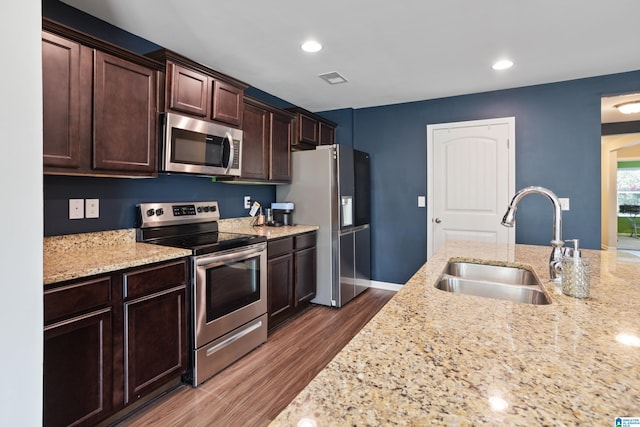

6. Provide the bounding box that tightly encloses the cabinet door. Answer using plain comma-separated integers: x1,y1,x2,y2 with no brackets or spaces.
42,31,83,169
267,253,294,330
241,102,270,180
270,112,292,182
295,246,317,305
124,286,187,404
298,113,318,146
319,121,335,146
212,80,243,127
44,308,113,427
168,63,210,117
93,51,157,174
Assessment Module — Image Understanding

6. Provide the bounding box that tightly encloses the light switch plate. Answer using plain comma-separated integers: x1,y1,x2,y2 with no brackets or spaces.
559,198,570,211
86,199,99,218
69,199,84,219
418,196,426,208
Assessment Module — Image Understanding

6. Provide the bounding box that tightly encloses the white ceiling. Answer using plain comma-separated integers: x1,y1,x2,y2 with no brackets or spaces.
62,0,640,116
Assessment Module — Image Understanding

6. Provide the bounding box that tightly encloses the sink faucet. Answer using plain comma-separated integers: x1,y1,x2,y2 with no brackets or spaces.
501,186,564,283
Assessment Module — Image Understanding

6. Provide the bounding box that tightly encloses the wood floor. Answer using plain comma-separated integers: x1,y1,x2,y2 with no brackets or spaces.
117,288,396,427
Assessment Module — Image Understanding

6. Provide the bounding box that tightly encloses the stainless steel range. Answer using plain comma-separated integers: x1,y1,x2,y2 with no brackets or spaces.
136,201,267,386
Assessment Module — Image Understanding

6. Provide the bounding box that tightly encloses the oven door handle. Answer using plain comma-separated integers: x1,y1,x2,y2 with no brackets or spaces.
195,244,265,268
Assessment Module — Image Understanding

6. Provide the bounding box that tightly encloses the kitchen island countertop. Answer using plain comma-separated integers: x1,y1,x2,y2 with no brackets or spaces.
270,241,640,426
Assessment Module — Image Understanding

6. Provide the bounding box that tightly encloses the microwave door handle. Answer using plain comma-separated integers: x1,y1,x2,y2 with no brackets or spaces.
223,131,234,174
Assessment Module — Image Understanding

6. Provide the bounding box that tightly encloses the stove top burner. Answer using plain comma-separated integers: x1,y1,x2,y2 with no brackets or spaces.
135,201,266,256
151,231,265,256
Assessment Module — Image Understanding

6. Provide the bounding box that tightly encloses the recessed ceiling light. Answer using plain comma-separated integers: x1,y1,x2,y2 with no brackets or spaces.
615,101,640,114
301,40,322,53
492,59,514,70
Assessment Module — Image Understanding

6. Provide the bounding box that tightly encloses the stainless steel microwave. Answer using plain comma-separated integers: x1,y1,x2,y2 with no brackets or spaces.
159,112,242,177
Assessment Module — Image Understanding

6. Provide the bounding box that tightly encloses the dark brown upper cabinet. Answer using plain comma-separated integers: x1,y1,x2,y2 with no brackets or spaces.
42,31,83,169
147,49,247,128
168,63,210,117
319,121,336,146
93,51,157,173
287,107,337,150
42,19,161,177
235,97,293,183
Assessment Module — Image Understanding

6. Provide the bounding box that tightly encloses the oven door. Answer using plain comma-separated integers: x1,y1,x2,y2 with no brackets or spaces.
193,242,267,349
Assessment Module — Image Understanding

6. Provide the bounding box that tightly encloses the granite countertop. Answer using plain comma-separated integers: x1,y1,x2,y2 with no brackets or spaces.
43,229,191,285
44,220,319,285
271,241,640,426
218,217,319,239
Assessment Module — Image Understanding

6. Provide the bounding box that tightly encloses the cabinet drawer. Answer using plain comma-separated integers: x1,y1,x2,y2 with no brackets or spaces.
268,237,294,259
123,260,187,300
44,277,112,324
295,232,316,250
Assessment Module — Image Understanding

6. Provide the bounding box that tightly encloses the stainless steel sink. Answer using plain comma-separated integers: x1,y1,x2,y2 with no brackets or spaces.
435,260,551,305
444,261,540,286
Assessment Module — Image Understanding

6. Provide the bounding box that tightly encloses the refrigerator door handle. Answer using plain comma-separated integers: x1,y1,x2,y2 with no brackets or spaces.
352,224,369,232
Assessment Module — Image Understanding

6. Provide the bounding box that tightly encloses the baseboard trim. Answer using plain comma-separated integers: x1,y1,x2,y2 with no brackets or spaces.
369,280,402,292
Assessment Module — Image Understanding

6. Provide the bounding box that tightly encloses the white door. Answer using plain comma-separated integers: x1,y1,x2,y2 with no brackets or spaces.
427,117,515,258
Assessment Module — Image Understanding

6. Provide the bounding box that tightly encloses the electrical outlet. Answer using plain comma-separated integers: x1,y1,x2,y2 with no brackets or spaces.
559,198,570,211
244,196,251,209
86,199,99,218
69,199,84,219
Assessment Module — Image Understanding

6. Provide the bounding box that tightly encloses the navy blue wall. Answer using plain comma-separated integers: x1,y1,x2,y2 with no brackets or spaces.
322,71,640,284
44,175,275,236
317,109,355,149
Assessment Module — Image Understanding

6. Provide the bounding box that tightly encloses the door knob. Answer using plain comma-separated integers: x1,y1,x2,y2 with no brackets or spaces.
434,218,442,223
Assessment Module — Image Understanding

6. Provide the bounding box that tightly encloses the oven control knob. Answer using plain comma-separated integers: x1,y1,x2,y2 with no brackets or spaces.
146,209,155,217
203,206,210,212
210,205,217,212
197,207,202,213
155,208,164,216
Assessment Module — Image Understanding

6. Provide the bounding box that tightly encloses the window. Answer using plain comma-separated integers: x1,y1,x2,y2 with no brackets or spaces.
617,164,640,210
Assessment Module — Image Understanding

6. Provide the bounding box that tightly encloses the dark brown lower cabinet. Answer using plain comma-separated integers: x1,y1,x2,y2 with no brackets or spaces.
43,258,188,427
267,237,295,329
295,245,317,305
124,286,187,404
44,308,113,427
267,231,317,331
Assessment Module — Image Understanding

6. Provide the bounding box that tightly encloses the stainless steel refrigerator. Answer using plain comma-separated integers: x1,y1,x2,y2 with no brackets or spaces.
276,144,371,307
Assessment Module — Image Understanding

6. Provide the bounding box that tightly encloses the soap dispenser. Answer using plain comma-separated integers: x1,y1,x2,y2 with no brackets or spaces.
561,239,590,298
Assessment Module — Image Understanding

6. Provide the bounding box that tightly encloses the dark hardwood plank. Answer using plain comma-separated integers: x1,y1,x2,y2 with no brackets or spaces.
117,288,395,426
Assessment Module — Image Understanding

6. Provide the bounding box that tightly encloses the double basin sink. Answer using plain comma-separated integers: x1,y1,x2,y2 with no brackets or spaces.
435,259,551,305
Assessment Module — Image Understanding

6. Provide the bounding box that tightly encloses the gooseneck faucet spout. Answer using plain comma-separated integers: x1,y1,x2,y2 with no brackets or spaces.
501,186,564,282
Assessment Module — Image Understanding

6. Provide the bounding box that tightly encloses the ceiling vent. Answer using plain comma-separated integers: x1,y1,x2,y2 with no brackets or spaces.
318,71,348,85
